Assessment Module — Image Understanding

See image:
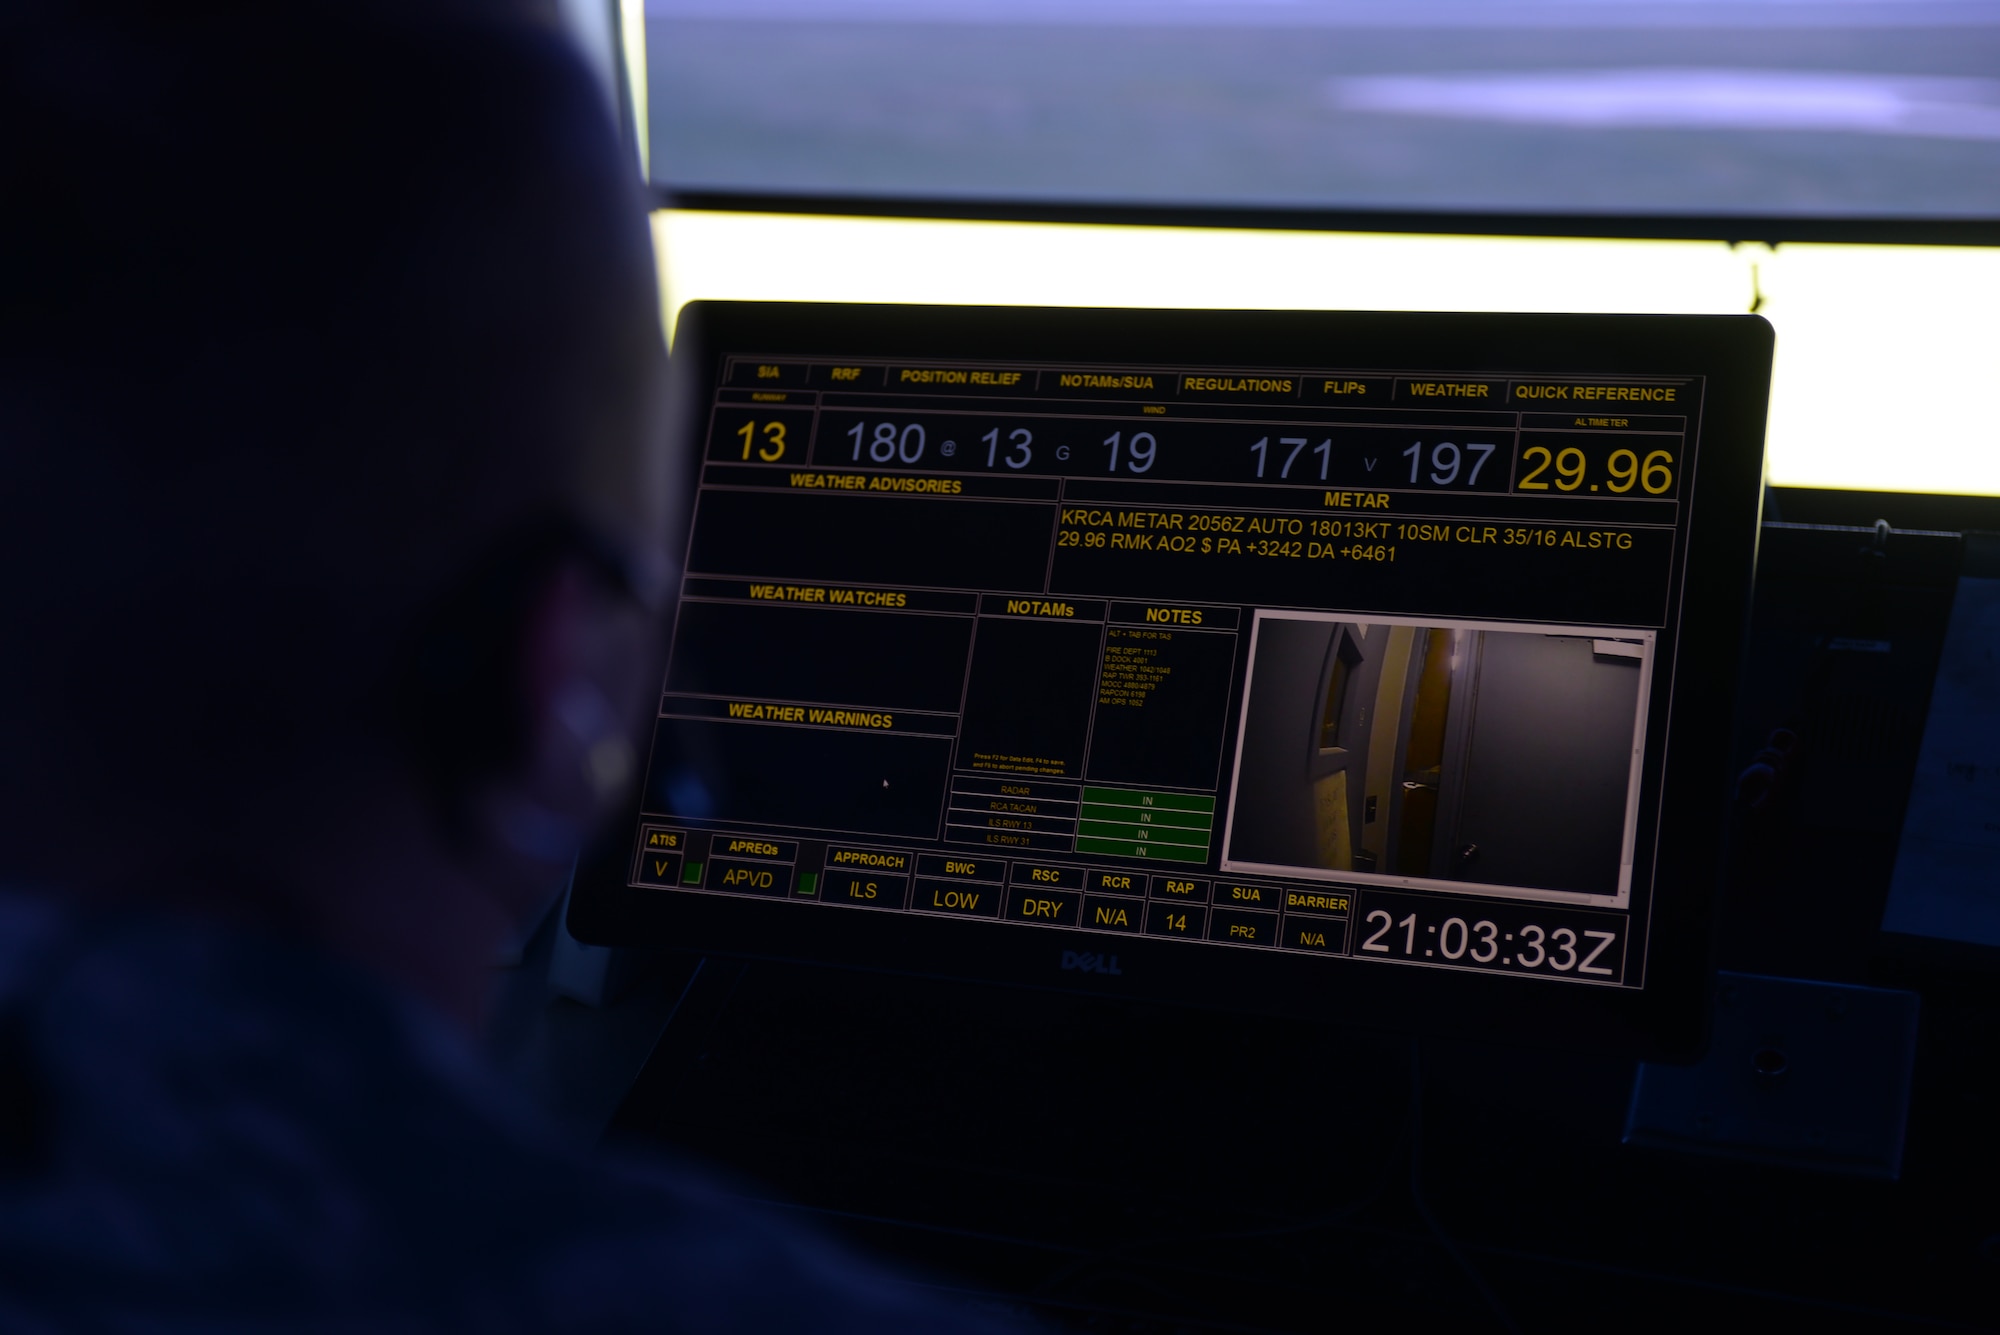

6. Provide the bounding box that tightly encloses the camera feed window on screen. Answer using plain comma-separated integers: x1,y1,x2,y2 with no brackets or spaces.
1223,613,1650,905
1881,534,2000,950
619,328,1719,995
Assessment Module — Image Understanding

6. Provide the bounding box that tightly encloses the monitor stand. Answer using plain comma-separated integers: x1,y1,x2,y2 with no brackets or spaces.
1624,971,1919,1179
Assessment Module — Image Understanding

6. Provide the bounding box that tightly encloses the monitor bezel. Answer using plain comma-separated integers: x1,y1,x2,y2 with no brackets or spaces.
568,302,1773,1061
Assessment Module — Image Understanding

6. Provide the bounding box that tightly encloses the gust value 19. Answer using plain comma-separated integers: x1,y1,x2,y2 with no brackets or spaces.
1350,890,1628,984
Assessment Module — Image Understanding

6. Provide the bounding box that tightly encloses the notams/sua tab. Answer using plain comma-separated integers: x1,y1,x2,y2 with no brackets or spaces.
1055,372,1157,391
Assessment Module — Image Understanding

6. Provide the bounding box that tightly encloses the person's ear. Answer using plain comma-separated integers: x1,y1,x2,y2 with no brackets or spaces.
463,560,660,918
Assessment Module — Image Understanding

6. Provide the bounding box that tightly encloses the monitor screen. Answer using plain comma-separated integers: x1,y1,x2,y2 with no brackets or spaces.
570,304,1771,1055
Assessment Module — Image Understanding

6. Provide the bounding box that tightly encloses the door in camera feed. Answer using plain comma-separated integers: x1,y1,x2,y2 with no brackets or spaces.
1441,631,1644,896
1305,622,1384,876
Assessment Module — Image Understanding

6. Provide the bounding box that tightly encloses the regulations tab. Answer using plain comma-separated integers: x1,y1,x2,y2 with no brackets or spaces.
1303,376,1393,404
1396,377,1503,405
1176,372,1301,403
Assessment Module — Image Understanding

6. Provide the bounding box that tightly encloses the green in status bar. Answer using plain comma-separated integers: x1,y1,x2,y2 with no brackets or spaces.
1076,786,1215,863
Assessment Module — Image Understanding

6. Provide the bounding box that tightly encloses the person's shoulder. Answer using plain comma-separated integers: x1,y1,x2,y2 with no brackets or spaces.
0,900,1013,1332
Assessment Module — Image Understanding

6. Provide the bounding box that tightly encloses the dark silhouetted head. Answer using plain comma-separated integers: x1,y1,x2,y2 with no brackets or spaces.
0,1,673,980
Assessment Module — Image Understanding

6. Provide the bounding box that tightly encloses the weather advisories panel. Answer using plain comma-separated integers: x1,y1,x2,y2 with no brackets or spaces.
571,306,1771,1057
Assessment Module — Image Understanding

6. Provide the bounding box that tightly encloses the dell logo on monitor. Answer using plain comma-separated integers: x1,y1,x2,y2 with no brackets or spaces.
1060,950,1123,977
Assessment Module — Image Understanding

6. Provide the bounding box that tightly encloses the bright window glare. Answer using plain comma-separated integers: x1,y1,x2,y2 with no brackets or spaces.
1759,243,2000,496
652,211,2000,496
1325,70,2000,139
643,5,2000,217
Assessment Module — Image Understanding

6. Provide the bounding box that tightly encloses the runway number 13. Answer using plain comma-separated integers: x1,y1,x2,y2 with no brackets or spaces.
736,419,788,461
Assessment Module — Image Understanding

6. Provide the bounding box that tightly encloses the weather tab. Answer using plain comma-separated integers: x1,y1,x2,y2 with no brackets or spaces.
1394,377,1505,405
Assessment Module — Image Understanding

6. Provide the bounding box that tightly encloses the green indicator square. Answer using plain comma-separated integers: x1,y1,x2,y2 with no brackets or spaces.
682,862,704,885
1080,803,1212,831
796,872,819,897
1080,787,1217,814
1075,836,1209,863
1077,818,1210,848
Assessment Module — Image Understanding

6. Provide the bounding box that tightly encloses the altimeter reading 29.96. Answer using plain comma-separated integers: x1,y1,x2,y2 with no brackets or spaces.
1351,890,1627,984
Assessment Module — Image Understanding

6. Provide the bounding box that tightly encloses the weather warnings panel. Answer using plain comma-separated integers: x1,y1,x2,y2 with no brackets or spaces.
572,305,1770,1053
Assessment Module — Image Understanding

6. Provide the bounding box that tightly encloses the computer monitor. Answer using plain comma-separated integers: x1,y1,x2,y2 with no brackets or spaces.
568,303,1772,1058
